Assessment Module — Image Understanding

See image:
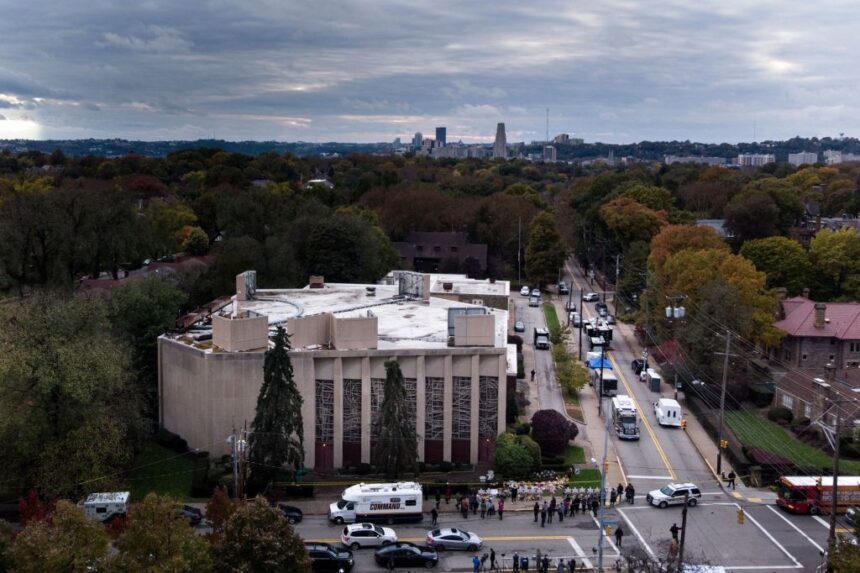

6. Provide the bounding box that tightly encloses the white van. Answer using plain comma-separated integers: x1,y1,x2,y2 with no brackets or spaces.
79,491,130,522
654,398,682,427
329,482,423,525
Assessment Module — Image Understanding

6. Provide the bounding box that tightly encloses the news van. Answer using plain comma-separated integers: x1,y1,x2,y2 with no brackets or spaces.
79,491,130,523
329,482,423,525
611,395,640,440
654,398,682,427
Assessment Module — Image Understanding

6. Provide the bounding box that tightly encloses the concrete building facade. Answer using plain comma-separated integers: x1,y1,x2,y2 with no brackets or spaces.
158,271,510,470
788,151,818,166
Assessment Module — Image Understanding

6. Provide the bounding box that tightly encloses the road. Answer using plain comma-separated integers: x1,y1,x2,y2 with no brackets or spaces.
560,259,837,571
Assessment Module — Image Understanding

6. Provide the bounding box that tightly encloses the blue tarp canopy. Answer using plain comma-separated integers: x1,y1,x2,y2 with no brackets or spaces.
587,358,612,370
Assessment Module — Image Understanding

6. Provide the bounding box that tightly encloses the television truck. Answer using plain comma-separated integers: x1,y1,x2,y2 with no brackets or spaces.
611,395,640,440
329,482,423,525
776,475,860,515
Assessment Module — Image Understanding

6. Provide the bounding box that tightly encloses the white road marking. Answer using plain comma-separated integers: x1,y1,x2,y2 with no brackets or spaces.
566,536,593,570
736,503,802,568
589,515,621,555
626,474,673,480
617,508,656,558
812,515,830,529
766,505,825,553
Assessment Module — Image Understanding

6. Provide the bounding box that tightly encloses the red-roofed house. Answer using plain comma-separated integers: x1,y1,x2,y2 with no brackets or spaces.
773,296,860,369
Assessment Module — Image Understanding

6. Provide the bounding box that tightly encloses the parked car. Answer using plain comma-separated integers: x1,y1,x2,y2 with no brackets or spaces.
646,483,702,509
564,300,576,312
583,292,599,302
520,285,530,297
514,320,525,333
374,542,438,569
176,505,203,526
595,301,608,312
847,506,858,526
277,503,304,524
305,542,355,572
425,528,483,551
558,281,570,294
571,312,582,327
605,314,616,325
531,288,541,298
341,522,397,550
631,359,646,375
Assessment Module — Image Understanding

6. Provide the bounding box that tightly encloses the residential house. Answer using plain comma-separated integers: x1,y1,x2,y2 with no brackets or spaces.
773,297,860,369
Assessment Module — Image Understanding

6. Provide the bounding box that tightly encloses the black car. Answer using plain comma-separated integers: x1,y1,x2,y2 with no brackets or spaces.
278,503,303,524
595,302,608,312
176,505,203,526
631,359,646,375
375,542,438,569
305,542,354,573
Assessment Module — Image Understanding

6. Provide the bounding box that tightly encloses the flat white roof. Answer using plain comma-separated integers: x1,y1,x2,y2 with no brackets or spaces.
83,491,129,504
202,283,508,351
428,274,510,297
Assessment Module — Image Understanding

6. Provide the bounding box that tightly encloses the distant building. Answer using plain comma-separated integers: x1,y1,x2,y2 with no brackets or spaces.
393,231,487,275
412,132,423,150
664,155,726,166
788,152,818,167
695,219,734,239
543,145,557,162
553,133,570,145
737,153,776,167
824,150,860,165
305,178,334,190
435,127,446,147
774,297,860,369
493,123,507,159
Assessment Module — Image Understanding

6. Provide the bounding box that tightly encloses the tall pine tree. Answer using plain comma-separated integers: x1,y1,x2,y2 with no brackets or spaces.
375,360,418,478
248,327,304,488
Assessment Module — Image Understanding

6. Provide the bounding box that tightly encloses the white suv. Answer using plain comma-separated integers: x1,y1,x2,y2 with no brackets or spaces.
340,523,398,550
646,483,702,508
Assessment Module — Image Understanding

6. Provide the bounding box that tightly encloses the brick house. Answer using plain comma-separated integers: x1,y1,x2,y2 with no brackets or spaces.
774,368,860,435
773,297,860,369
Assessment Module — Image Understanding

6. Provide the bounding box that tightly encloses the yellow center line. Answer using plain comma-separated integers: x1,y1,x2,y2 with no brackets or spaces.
569,269,676,481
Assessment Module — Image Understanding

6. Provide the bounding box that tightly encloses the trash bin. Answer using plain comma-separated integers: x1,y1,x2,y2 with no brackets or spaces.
520,556,529,570
649,377,660,392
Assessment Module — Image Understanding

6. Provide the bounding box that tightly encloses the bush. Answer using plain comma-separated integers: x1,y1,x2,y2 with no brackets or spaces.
439,461,453,472
154,429,188,453
517,434,542,470
507,393,520,424
513,421,531,435
494,433,535,479
767,406,794,425
531,409,579,455
749,383,775,408
356,463,373,476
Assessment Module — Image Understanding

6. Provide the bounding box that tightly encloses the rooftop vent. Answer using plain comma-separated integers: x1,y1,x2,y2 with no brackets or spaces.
309,275,325,289
366,286,376,297
442,282,453,291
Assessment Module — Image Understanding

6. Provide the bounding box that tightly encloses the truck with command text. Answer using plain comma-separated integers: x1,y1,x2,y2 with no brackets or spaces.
776,475,860,515
329,482,423,525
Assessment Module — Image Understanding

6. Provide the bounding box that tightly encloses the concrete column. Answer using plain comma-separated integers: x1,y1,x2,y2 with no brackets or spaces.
416,355,426,462
299,355,316,469
443,355,453,462
497,354,507,437
361,356,371,464
470,355,480,465
333,357,344,468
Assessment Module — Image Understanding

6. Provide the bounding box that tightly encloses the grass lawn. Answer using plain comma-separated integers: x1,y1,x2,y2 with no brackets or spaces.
726,411,860,474
569,469,601,488
562,445,586,466
129,441,200,501
543,303,560,333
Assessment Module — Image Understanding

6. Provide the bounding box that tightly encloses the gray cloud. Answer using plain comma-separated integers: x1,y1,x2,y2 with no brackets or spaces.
0,0,856,142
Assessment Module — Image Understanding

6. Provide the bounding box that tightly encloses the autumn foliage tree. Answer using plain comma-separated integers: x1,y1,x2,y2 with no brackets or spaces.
525,212,566,287
531,409,578,456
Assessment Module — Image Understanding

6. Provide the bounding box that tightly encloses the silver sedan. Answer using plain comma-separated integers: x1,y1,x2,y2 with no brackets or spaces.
425,527,483,551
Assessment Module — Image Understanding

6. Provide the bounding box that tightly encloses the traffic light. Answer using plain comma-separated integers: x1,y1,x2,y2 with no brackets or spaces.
720,439,729,449
605,525,612,536
737,509,745,525
604,460,609,472
681,418,687,431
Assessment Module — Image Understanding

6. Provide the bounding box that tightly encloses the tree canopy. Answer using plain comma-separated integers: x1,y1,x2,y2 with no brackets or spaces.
525,212,566,287
374,360,419,479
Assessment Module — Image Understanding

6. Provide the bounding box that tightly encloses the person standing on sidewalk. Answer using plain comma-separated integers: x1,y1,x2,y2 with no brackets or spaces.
616,483,624,500
472,554,481,573
512,551,520,573
531,369,536,381
540,504,547,527
431,507,438,527
533,501,540,522
480,497,487,518
490,548,497,570
609,489,617,507
498,498,505,520
591,498,599,518
548,497,556,523
615,524,624,547
727,471,736,490
557,502,564,522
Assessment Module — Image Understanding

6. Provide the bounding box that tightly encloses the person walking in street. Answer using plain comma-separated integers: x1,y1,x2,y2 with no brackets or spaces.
591,498,599,518
480,497,487,518
498,498,505,520
625,483,635,504
531,369,536,381
616,483,624,500
540,505,547,527
727,471,736,490
614,524,624,547
534,501,540,522
670,523,680,541
609,489,617,507
431,507,438,527
462,497,470,519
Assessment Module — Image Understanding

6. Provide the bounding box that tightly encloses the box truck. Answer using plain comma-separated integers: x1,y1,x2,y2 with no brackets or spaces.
329,482,423,525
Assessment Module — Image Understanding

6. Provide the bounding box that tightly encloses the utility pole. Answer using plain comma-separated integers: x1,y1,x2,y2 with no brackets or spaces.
716,330,731,476
566,269,574,327
230,426,239,500
826,361,840,542
598,343,606,413
578,288,584,361
596,403,610,571
517,217,522,285
614,254,621,315
678,492,690,570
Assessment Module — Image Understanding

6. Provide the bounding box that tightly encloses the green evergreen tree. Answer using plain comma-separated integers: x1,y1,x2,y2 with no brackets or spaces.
248,327,304,488
375,360,418,479
525,211,566,288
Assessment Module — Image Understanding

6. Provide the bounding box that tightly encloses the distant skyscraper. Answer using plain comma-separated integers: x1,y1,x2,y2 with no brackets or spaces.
543,145,557,162
493,123,507,159
435,127,446,147
412,132,423,150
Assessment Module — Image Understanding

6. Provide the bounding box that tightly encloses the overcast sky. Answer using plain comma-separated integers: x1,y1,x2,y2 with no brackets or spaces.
0,1,857,144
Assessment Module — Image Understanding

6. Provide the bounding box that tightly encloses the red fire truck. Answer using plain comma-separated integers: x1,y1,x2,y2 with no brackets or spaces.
776,475,860,515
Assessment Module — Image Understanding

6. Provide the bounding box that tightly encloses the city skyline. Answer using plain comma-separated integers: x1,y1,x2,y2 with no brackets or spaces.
0,1,858,144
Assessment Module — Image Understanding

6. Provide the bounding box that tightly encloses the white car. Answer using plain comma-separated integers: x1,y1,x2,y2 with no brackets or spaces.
583,292,599,302
531,288,541,298
520,286,530,296
340,523,398,550
645,483,702,508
